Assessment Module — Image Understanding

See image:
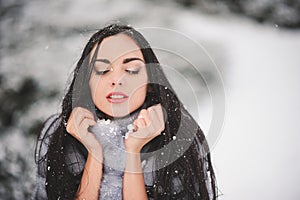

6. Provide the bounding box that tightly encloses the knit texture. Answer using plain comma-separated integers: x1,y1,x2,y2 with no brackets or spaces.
89,111,138,199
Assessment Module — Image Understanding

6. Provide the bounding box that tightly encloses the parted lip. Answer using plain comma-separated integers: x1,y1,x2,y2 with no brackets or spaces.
106,92,129,103
106,92,129,99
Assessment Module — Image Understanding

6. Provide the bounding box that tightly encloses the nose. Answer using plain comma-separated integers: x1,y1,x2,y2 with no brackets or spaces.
110,70,124,86
112,82,122,86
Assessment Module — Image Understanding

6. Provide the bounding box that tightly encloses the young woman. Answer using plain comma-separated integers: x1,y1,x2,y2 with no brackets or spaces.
33,24,217,200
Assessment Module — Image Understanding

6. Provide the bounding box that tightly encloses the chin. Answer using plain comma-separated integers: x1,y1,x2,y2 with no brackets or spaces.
107,109,131,118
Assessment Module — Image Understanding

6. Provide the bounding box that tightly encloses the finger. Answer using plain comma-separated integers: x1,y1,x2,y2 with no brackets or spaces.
80,118,96,131
67,118,96,137
77,107,95,119
67,108,92,128
146,106,161,134
129,128,151,139
84,118,97,126
74,108,94,123
135,117,146,127
133,120,138,130
77,119,96,138
139,109,151,126
153,104,165,133
76,114,95,129
130,128,160,142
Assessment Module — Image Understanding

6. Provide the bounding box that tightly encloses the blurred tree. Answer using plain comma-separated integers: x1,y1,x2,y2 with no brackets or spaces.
0,77,38,128
0,73,59,199
225,0,300,28
174,0,300,28
0,74,59,134
175,0,198,7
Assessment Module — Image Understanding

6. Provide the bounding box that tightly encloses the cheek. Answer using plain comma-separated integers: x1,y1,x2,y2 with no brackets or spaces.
127,73,147,97
135,85,147,97
130,84,147,107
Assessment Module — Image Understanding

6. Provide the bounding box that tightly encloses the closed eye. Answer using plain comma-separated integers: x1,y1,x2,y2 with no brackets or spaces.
95,69,110,75
125,69,140,74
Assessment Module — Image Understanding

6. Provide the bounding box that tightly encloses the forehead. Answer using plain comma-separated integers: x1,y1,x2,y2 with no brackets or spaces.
95,33,143,61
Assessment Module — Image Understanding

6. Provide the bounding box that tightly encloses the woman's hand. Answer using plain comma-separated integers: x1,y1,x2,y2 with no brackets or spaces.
124,104,165,153
66,107,103,162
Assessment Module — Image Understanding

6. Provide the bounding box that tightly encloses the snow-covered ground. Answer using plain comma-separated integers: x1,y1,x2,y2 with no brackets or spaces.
1,0,300,199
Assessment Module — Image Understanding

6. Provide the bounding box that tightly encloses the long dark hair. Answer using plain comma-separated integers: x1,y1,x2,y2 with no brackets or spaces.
37,24,217,199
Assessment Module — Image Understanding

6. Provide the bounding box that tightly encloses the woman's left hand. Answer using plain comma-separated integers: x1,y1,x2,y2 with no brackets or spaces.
124,104,165,153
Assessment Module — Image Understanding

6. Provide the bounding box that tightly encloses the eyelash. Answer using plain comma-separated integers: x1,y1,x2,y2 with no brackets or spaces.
125,69,140,74
95,69,140,75
95,69,110,75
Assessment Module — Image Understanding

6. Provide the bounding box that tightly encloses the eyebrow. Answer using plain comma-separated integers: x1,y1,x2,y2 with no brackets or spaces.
95,58,110,64
123,57,145,64
95,57,145,64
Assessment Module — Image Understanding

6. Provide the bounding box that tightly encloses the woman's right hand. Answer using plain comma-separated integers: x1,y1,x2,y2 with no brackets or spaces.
66,107,103,162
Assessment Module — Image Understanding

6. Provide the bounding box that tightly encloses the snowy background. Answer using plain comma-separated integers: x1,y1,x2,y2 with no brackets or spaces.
0,0,300,199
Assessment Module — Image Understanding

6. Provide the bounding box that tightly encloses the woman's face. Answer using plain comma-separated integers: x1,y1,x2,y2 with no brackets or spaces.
89,33,148,117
